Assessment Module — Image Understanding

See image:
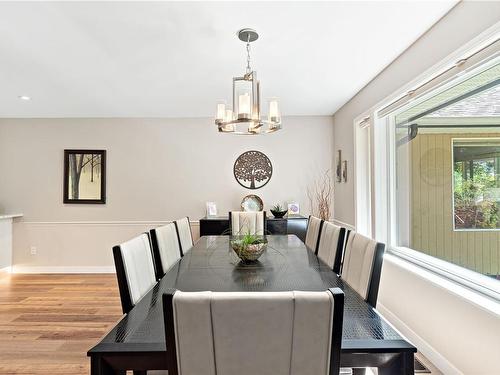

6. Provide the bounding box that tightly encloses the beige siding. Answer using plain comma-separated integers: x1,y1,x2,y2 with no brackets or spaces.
410,133,500,276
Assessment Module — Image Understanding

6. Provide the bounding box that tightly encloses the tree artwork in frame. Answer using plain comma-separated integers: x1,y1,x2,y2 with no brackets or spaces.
63,150,106,204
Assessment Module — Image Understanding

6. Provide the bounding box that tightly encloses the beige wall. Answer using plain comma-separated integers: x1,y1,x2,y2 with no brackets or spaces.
0,116,333,269
410,133,500,276
331,2,500,374
378,255,500,375
332,1,500,226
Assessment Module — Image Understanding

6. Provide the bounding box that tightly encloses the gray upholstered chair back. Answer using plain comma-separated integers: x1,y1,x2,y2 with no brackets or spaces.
305,215,323,253
174,217,194,253
112,233,156,313
163,289,344,375
150,223,182,279
317,221,346,273
341,231,385,307
229,211,265,235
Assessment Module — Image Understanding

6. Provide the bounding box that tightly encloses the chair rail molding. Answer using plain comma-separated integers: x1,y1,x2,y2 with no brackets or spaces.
332,218,355,231
21,220,201,226
11,220,201,273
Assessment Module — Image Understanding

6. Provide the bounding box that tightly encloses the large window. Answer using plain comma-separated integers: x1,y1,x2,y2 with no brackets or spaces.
453,139,500,230
390,58,500,281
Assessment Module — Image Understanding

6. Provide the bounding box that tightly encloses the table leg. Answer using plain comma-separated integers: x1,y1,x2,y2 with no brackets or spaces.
90,356,115,375
352,368,366,375
378,352,414,375
90,356,127,375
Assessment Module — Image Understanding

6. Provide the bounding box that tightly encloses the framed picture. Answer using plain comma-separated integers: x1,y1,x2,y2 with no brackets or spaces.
206,202,217,216
63,150,106,204
288,202,300,216
336,150,342,183
342,160,348,183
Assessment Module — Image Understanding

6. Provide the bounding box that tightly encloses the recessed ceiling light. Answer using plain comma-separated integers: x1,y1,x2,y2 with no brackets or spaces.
18,95,31,101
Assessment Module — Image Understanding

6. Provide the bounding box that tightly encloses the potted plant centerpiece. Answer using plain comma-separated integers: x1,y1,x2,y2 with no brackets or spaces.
230,232,268,262
270,203,287,218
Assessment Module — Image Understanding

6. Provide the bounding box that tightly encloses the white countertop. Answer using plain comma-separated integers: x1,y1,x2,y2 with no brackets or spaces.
0,214,23,220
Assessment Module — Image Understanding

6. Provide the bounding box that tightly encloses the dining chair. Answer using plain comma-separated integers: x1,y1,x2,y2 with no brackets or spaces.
228,211,266,235
112,233,157,314
305,215,324,253
162,288,344,375
317,221,346,274
174,217,194,253
340,231,385,307
150,223,183,280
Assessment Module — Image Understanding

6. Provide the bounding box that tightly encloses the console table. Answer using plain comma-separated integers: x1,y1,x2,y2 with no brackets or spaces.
199,214,308,241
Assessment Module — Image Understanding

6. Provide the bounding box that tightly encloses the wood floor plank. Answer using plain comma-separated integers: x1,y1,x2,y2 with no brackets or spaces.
0,273,121,375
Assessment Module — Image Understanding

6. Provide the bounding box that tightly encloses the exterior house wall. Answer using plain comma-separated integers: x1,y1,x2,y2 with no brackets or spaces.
410,132,500,276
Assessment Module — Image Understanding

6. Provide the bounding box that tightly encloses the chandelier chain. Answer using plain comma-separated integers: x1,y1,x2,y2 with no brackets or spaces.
246,37,251,74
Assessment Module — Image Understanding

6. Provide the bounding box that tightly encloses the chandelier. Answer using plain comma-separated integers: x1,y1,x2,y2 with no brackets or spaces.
215,29,281,135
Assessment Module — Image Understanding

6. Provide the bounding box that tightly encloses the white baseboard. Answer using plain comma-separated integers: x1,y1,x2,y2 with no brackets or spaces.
0,266,12,274
377,302,462,375
11,266,115,274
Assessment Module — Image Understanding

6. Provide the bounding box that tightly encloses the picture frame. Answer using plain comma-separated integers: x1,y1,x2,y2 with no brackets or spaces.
287,202,300,216
63,149,106,204
206,202,218,217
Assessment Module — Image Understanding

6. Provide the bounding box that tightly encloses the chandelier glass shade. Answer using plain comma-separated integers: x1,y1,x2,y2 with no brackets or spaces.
215,29,281,135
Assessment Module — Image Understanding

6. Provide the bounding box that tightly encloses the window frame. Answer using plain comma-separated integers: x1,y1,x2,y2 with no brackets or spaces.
389,245,500,302
383,120,500,303
355,26,500,303
451,137,500,232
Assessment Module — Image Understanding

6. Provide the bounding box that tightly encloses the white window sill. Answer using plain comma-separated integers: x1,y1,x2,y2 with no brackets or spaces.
453,228,500,232
386,246,500,315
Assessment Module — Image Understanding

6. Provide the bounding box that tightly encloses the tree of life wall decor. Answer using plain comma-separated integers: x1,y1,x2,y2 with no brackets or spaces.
233,150,273,189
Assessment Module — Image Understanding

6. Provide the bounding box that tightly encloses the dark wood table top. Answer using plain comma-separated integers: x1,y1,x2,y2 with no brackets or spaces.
89,235,415,355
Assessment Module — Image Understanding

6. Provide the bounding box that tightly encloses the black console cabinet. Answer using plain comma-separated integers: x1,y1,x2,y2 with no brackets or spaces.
199,214,308,242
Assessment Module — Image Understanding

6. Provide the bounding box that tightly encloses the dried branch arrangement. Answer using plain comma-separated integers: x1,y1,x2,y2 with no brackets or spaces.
307,170,334,221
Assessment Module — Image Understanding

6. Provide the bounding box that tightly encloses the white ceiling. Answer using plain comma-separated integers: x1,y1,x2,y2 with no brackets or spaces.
0,1,457,118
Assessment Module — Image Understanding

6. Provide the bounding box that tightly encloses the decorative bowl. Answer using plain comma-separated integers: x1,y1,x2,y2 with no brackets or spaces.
230,236,268,262
241,194,264,212
270,209,287,218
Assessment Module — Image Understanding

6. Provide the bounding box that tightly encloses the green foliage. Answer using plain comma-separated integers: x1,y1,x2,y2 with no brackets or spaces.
230,231,268,262
454,159,499,229
272,203,284,212
231,231,266,248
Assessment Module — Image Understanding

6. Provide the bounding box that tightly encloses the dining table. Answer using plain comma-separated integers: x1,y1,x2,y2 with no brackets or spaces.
88,235,416,374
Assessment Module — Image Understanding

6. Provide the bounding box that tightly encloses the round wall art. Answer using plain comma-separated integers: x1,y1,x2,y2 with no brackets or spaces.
233,150,272,189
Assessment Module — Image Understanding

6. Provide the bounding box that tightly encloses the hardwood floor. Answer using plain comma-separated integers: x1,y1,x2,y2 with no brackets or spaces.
0,273,122,375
